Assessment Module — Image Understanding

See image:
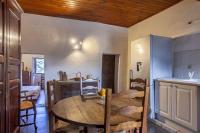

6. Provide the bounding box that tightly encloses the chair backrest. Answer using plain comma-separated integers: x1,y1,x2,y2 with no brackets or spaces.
130,78,147,91
104,86,150,133
47,80,56,112
47,80,58,133
104,88,112,133
80,78,99,96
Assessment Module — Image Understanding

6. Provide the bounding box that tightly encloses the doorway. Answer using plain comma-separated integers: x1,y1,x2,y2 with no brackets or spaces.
21,54,45,107
102,54,120,93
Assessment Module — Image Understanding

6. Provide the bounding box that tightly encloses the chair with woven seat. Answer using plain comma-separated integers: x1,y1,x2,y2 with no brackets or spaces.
80,78,99,97
130,78,147,91
47,80,80,133
104,86,150,133
20,90,37,131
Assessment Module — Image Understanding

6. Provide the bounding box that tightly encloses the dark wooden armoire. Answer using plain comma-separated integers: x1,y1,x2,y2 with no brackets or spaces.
0,0,22,132
22,70,31,86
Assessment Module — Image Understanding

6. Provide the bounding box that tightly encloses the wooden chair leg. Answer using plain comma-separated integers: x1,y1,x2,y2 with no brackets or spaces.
49,112,54,133
126,129,132,133
80,126,88,133
84,126,88,133
33,106,37,130
135,128,140,133
26,109,28,120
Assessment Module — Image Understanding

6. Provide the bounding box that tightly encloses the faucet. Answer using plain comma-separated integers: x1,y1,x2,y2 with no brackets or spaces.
188,71,194,80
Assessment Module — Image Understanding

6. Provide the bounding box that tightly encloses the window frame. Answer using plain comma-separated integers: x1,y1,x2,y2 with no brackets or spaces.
34,58,45,74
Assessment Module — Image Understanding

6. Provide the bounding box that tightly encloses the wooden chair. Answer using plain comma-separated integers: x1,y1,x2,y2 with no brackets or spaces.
19,90,37,131
104,86,150,133
80,78,99,97
47,80,80,133
130,78,147,91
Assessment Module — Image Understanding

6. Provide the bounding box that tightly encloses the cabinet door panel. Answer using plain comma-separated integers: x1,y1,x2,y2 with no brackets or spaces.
0,72,5,133
157,82,172,119
0,1,5,133
9,79,20,132
0,82,4,133
8,64,19,80
6,1,21,132
172,84,197,131
0,1,3,54
8,10,20,59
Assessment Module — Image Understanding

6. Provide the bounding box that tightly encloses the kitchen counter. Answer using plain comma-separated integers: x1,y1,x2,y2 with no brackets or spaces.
155,78,200,132
156,78,200,86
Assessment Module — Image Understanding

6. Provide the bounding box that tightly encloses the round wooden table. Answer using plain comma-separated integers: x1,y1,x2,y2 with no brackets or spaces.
52,95,141,128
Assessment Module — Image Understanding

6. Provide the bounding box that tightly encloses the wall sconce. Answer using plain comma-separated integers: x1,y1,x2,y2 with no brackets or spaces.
73,41,83,50
73,44,81,50
69,38,77,44
69,37,83,50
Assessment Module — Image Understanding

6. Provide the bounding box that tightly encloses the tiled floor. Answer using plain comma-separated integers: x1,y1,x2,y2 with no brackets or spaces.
20,107,49,133
36,90,46,107
20,91,170,133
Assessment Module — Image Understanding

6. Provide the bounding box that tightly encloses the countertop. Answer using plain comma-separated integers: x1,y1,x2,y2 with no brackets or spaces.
156,78,200,86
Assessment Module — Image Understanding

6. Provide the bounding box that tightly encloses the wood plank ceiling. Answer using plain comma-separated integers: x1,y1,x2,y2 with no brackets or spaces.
17,0,182,27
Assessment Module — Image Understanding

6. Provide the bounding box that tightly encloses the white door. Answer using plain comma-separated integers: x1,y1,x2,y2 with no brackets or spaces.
155,82,172,119
172,84,197,131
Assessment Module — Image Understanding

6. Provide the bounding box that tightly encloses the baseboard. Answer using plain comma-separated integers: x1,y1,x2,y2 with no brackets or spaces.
150,119,178,133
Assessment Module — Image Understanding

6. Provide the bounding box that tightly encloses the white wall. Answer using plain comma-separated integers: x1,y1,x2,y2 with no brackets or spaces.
22,54,44,71
130,36,150,79
21,13,128,91
128,0,200,82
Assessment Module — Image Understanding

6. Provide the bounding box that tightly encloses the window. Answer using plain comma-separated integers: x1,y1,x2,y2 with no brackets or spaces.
35,58,44,74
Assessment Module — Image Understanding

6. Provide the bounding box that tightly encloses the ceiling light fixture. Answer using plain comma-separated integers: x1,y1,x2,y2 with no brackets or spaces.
69,38,77,44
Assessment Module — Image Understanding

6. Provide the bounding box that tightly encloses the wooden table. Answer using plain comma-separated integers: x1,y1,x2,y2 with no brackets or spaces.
52,93,142,128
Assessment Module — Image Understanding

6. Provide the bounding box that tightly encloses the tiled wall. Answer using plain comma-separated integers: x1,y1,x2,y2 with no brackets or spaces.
173,33,200,79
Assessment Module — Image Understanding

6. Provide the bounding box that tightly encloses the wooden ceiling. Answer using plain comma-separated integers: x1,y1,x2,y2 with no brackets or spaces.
17,0,182,27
